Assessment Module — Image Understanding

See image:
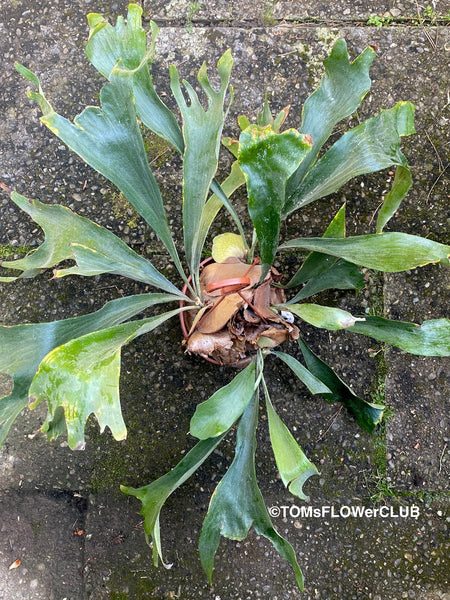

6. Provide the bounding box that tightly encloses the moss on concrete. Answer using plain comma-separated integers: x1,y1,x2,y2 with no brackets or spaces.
108,191,140,230
0,244,33,260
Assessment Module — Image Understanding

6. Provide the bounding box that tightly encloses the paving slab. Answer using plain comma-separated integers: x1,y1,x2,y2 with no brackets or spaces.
0,2,449,599
83,493,449,599
384,263,450,493
0,490,85,600
271,0,450,21
145,0,450,23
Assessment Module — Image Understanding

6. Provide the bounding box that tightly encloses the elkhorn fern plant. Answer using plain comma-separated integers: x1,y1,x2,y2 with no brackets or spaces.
1,4,449,591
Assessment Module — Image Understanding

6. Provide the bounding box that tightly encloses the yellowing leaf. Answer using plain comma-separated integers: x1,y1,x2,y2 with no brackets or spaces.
263,379,319,499
211,233,246,263
289,304,365,330
28,307,187,449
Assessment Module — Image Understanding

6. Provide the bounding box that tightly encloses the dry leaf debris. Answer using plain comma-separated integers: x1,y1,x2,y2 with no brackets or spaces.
184,258,299,366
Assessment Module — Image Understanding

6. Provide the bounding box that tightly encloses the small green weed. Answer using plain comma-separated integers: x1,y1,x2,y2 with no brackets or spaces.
367,15,393,27
263,1,278,26
423,5,436,20
369,470,399,504
186,1,201,33
0,244,33,260
412,5,450,25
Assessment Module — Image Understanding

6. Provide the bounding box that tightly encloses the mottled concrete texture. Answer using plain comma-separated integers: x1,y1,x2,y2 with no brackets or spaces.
0,0,449,599
147,0,450,23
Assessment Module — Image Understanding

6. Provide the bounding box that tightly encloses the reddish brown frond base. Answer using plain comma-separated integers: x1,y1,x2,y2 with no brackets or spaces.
181,258,299,367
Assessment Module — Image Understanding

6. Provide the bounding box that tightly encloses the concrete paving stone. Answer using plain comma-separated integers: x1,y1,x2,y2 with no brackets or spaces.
385,349,449,492
384,266,450,492
271,0,450,21
0,1,449,598
0,490,84,600
83,493,449,599
145,0,450,23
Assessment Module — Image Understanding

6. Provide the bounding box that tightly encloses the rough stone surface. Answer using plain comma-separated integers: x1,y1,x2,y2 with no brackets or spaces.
384,265,450,492
146,0,450,23
0,490,85,599
0,1,449,599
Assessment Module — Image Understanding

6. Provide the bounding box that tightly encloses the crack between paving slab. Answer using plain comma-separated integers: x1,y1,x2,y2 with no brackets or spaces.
152,17,450,28
153,19,449,51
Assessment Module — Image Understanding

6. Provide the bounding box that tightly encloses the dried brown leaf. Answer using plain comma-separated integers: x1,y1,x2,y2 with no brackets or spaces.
200,260,262,301
184,260,298,365
243,307,261,324
187,331,233,356
8,559,21,570
197,293,245,334
253,280,279,320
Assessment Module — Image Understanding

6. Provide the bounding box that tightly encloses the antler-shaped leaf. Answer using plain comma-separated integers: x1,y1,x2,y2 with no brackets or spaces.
87,6,247,248
170,50,234,294
86,3,183,152
0,192,186,298
284,101,415,214
0,293,178,446
238,125,312,278
287,39,375,197
88,6,247,247
199,395,304,590
121,433,227,568
285,42,414,230
15,64,187,285
28,307,191,450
